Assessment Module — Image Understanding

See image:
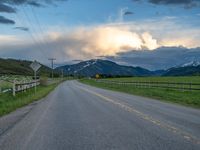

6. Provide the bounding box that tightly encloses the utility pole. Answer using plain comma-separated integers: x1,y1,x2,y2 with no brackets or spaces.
48,58,56,79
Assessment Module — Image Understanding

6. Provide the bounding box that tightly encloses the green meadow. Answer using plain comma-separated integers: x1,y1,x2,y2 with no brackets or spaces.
0,76,69,116
80,76,200,108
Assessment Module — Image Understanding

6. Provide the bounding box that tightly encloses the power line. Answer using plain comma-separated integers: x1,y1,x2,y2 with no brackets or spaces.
21,5,46,53
14,1,62,65
29,5,49,47
13,5,44,53
29,5,64,61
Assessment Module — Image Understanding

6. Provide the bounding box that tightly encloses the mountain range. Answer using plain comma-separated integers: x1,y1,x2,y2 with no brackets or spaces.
56,59,153,77
1,58,200,77
56,59,200,77
163,61,200,76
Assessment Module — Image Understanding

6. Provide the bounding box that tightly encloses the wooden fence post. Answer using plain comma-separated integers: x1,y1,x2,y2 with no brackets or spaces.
189,83,192,91
13,79,16,96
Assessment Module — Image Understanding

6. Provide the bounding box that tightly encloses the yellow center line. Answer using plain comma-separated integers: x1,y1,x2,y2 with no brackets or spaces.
76,84,200,145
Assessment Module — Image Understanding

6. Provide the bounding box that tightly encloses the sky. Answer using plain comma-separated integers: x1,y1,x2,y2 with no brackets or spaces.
0,0,200,70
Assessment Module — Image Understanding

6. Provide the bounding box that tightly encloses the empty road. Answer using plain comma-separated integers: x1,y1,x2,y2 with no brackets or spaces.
0,80,200,150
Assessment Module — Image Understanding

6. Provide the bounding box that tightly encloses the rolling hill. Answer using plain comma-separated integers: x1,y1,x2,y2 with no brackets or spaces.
0,58,52,76
56,59,153,77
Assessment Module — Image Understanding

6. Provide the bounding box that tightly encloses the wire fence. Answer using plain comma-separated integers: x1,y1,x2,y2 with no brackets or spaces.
96,79,200,91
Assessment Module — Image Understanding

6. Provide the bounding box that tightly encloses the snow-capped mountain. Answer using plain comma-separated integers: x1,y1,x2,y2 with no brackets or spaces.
163,60,200,76
181,60,200,67
56,59,153,77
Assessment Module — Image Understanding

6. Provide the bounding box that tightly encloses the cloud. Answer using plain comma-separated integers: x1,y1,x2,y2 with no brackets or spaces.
27,1,43,7
1,0,68,7
106,46,200,70
118,7,128,22
106,17,200,48
133,0,200,8
0,0,68,26
0,24,159,64
124,11,134,15
0,3,16,13
0,16,15,24
149,0,195,5
0,17,200,66
0,35,22,44
54,25,159,59
14,27,29,31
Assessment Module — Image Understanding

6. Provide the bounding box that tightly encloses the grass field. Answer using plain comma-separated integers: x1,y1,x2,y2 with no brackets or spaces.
0,81,12,90
0,76,69,116
0,83,59,116
103,76,200,83
0,75,32,82
80,77,200,108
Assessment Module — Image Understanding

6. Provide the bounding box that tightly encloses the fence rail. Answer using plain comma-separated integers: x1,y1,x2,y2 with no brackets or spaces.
13,80,40,96
0,79,40,95
96,79,200,91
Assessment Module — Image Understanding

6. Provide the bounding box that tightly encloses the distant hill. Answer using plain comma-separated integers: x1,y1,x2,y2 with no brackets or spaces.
56,59,153,77
163,61,200,76
1,58,200,77
0,58,52,76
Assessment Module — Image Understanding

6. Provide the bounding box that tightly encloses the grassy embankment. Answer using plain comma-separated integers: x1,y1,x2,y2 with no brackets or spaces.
80,76,200,108
0,78,67,116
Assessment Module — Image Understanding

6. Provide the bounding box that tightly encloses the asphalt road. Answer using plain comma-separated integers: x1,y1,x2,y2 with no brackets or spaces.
0,80,200,150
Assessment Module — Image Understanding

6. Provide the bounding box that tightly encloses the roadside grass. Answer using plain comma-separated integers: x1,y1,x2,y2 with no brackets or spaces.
105,76,200,83
80,78,200,108
0,75,32,82
0,81,12,90
0,80,61,116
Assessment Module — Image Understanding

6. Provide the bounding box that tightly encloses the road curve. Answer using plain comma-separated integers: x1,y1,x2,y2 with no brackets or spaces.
0,80,200,150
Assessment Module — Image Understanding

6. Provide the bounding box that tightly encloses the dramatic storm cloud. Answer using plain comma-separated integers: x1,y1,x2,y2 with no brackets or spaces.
60,25,159,58
106,46,200,70
0,15,200,65
0,24,158,60
0,0,199,69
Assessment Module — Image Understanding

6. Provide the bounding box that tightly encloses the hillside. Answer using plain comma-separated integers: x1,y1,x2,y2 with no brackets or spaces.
163,61,200,76
1,58,200,77
56,59,153,77
0,58,52,76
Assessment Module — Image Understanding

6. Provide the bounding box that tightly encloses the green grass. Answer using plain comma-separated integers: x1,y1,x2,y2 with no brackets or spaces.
0,82,59,116
0,75,32,91
0,81,12,90
0,75,32,82
80,77,200,109
105,76,200,83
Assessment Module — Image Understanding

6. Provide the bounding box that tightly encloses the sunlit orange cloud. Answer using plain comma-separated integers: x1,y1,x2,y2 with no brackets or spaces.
46,25,159,58
160,38,200,48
